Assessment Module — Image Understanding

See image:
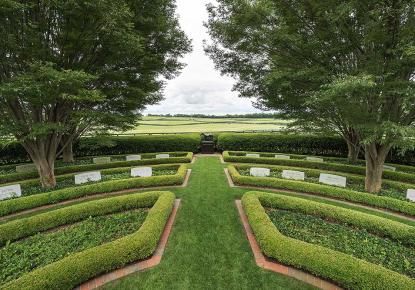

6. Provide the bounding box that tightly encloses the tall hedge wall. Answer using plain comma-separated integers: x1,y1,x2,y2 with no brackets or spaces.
0,134,200,165
217,133,415,165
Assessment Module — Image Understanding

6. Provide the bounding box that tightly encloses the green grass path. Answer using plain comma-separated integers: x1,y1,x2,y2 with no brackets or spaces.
102,156,314,290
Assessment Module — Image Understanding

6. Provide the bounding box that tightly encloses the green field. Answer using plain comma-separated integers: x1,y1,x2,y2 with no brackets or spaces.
125,116,289,134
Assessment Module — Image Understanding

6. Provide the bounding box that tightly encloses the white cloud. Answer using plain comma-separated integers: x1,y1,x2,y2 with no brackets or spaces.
144,0,262,115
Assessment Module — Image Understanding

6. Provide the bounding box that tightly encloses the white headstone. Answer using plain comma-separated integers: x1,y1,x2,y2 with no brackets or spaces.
406,189,415,202
319,173,346,187
126,155,141,161
16,164,37,173
74,171,102,184
93,157,111,164
306,157,324,162
156,154,170,159
383,165,396,172
275,154,290,160
131,167,152,177
250,167,270,177
282,170,305,181
0,184,22,201
246,153,260,158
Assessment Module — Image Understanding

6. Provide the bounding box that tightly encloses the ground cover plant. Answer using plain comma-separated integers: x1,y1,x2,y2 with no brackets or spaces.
0,191,175,289
0,164,187,218
242,191,415,290
267,209,415,278
0,210,148,286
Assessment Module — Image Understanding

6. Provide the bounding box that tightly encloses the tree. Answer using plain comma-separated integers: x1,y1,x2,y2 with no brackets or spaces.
206,0,415,192
0,0,190,187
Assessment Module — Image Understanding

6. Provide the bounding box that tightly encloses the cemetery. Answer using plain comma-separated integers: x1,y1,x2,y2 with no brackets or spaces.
0,0,414,289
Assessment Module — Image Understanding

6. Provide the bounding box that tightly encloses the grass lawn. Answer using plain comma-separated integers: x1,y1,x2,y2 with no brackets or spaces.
124,116,289,134
100,156,414,290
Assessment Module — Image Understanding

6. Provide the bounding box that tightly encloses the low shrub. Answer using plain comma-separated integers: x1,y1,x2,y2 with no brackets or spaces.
0,134,200,165
242,191,415,290
223,151,415,184
1,191,175,289
0,164,187,217
217,133,415,165
228,165,415,216
0,152,192,184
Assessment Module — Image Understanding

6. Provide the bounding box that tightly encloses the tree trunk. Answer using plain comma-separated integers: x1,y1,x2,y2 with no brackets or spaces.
346,140,360,163
62,139,74,162
364,143,390,193
33,158,56,188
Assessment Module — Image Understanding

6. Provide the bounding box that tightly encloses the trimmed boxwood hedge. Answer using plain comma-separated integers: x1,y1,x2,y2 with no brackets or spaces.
0,164,187,218
218,133,415,165
0,134,200,165
1,191,175,290
242,191,415,290
228,165,415,216
223,151,415,184
0,152,193,184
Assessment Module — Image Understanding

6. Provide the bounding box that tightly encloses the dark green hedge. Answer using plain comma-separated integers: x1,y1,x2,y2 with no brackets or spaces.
0,152,192,184
0,134,200,165
228,165,415,216
0,164,187,218
242,191,415,290
1,191,175,290
223,151,415,184
218,133,415,165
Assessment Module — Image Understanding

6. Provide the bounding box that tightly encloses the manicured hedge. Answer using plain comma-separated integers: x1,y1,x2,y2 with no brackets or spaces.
228,165,415,216
0,134,200,165
223,151,415,184
218,133,415,165
0,152,193,184
1,191,175,289
242,191,415,290
0,164,187,218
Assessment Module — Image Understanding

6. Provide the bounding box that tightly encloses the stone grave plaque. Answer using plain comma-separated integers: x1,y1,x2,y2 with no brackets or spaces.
126,155,141,161
156,154,170,159
383,165,396,172
131,167,152,177
406,189,415,202
306,157,324,162
319,173,346,187
250,167,271,177
282,170,305,181
0,184,22,201
75,171,101,184
16,164,36,173
275,154,290,160
246,153,260,158
93,157,111,164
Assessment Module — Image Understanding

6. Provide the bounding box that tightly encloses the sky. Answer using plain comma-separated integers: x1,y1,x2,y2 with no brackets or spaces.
144,0,262,116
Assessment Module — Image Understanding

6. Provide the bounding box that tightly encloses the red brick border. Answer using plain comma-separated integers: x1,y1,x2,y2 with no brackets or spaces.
235,200,342,290
75,199,181,290
0,170,191,223
226,168,415,222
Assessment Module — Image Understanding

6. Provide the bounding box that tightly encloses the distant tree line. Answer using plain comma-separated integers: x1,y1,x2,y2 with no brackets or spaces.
147,113,282,119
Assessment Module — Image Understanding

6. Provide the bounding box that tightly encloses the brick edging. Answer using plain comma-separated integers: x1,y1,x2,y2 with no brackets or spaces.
0,170,191,223
235,200,342,290
75,199,181,290
225,168,415,222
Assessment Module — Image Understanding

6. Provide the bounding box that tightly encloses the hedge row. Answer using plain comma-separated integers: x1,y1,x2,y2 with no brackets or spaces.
223,151,415,184
0,134,200,165
228,165,415,216
234,163,412,193
1,191,175,290
0,164,187,218
242,191,415,290
0,152,193,184
217,133,415,166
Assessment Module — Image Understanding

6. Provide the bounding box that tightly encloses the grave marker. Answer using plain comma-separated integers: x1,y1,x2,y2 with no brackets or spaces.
246,153,260,158
383,165,396,172
306,157,324,162
407,189,415,202
156,154,170,159
75,171,102,184
275,154,290,160
282,170,305,181
131,167,152,177
250,167,270,177
0,184,22,201
93,157,111,164
126,155,141,161
319,173,346,187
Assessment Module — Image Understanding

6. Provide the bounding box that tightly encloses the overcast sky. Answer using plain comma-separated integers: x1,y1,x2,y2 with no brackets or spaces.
144,0,262,115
